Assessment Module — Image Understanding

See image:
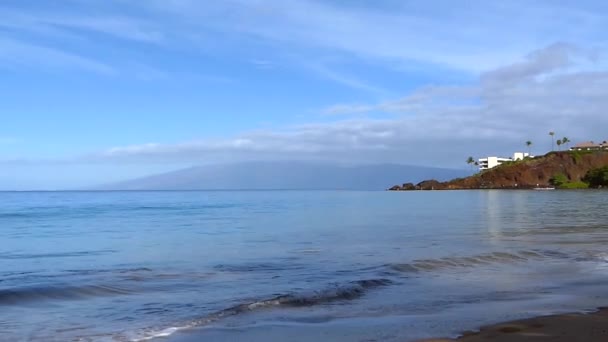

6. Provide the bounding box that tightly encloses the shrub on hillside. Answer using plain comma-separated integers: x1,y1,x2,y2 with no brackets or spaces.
559,181,589,189
549,173,569,187
583,167,608,188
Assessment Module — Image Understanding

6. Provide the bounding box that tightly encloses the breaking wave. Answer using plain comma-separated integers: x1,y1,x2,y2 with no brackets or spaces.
24,248,602,341
119,278,393,342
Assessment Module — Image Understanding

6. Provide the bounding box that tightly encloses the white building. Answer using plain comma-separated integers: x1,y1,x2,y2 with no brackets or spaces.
478,152,530,171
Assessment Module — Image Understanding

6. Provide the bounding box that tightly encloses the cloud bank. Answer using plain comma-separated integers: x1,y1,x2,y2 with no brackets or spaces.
91,43,607,167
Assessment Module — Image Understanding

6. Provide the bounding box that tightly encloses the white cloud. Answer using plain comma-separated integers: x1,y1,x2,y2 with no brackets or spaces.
322,104,375,116
481,43,577,84
86,43,608,167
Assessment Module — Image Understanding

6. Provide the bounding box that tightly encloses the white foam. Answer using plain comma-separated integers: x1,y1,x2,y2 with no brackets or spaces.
130,325,188,342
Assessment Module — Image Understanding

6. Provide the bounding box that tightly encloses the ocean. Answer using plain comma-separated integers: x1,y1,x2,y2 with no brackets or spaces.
1,190,608,341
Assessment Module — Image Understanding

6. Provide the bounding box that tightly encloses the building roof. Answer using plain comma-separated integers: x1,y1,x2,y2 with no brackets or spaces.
571,141,601,148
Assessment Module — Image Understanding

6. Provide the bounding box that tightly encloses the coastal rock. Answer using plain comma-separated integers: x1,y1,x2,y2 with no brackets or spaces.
389,151,608,190
388,183,417,191
402,183,416,190
416,179,446,190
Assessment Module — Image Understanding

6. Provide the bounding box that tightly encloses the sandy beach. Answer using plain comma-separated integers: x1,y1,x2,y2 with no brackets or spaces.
422,308,608,342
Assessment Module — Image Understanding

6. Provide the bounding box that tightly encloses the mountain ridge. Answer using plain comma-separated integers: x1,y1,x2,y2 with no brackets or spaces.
98,161,468,191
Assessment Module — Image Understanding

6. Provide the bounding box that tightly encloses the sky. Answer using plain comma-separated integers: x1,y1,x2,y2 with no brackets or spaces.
1,0,608,189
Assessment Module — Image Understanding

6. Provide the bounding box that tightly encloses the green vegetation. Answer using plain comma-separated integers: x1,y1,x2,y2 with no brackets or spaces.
561,137,570,149
495,160,514,168
583,166,608,188
568,149,594,163
558,181,589,189
526,140,532,155
549,173,568,187
466,156,476,172
549,166,608,189
549,173,589,189
494,157,528,170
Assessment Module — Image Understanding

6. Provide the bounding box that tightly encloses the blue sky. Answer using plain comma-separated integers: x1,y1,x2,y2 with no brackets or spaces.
1,0,608,189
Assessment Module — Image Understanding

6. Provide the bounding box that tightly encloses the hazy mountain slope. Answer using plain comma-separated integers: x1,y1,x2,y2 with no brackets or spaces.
100,161,467,190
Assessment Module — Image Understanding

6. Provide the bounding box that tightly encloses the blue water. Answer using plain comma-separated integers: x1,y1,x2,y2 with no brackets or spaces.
2,190,608,342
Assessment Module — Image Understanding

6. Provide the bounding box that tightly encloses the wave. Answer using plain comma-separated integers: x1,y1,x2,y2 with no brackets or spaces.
1,268,154,287
130,203,238,211
214,262,305,273
0,284,133,306
0,249,117,260
387,250,570,273
196,278,392,320
65,267,153,275
0,203,238,222
123,278,392,342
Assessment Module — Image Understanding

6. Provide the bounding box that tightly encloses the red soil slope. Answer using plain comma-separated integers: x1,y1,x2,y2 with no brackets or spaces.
390,151,608,190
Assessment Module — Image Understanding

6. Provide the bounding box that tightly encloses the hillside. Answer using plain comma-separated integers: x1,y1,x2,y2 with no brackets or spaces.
100,161,467,191
389,151,608,190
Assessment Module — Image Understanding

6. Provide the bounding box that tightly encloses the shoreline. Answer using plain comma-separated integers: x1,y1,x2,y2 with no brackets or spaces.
164,307,608,342
420,307,608,342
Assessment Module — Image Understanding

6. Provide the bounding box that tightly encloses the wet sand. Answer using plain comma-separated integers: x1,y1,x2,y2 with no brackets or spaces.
422,308,608,342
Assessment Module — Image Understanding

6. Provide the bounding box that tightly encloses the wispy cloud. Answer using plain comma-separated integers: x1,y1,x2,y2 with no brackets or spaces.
322,104,375,116
0,37,115,74
2,1,607,83
145,0,608,72
250,59,275,69
305,62,388,94
0,4,160,75
0,6,163,44
50,15,164,44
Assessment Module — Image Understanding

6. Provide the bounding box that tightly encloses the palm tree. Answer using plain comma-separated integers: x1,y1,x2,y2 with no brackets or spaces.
466,156,475,172
526,141,532,156
556,139,562,151
549,131,555,151
562,137,570,150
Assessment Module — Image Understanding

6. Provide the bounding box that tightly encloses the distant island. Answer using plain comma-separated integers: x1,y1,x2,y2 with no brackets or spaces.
99,161,467,191
389,150,608,190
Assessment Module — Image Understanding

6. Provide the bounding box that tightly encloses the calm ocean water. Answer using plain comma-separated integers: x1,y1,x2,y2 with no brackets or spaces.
2,190,608,341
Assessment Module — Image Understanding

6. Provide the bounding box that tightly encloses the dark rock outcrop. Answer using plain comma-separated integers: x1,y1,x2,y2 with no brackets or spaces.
388,182,417,191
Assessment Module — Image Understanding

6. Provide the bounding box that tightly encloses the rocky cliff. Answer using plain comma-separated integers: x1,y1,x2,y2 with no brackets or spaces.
389,151,608,190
